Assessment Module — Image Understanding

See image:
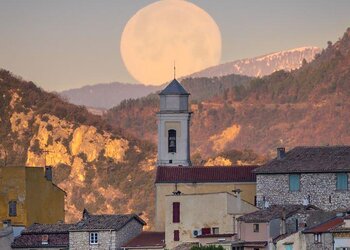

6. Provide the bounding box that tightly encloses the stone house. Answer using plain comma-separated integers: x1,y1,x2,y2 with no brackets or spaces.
11,222,73,249
155,166,258,231
69,209,146,250
255,146,350,211
0,166,65,235
165,191,257,249
122,231,165,250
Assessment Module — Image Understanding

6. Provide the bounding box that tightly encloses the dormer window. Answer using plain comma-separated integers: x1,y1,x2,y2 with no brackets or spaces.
168,130,176,153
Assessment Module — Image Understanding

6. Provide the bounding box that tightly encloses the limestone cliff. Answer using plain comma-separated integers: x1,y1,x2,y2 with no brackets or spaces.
0,70,156,225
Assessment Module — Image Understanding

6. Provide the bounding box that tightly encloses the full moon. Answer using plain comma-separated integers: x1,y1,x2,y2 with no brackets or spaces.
120,0,222,85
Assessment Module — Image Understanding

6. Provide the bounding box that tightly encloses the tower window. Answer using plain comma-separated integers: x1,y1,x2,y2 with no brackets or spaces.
168,129,176,153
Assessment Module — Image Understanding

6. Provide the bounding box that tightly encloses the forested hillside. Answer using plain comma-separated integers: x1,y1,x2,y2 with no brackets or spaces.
106,28,350,159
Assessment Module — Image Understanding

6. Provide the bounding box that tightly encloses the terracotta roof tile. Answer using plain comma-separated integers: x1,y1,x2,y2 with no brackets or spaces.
237,205,319,223
155,166,258,183
72,213,146,231
255,146,350,174
12,233,68,248
122,232,165,248
303,217,344,233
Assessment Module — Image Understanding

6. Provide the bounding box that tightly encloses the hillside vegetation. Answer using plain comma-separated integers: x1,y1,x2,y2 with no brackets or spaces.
0,70,156,224
106,28,350,158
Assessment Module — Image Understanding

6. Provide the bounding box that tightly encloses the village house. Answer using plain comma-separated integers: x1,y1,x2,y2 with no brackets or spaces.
164,191,257,249
154,79,258,233
0,166,65,236
11,223,73,250
233,204,335,250
69,209,146,250
255,146,350,211
12,209,147,250
122,231,166,250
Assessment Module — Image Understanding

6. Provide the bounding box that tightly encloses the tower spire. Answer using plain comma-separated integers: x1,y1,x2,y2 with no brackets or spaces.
174,60,176,79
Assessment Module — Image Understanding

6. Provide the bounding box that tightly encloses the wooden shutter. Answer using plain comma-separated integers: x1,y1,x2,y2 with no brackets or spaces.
289,174,300,191
174,230,180,241
173,202,180,223
337,173,348,190
201,228,211,235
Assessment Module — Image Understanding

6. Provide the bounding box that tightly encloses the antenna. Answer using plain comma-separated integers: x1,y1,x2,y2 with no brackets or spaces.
174,60,176,79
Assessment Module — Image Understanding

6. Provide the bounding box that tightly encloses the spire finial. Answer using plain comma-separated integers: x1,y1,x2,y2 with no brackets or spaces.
174,60,176,79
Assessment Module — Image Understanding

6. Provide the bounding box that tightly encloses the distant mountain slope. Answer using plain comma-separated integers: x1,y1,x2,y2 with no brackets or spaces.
190,46,321,78
106,28,350,159
60,82,161,109
60,47,320,109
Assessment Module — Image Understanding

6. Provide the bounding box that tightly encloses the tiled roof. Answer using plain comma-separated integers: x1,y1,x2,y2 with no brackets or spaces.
122,232,165,248
12,233,68,248
22,223,74,234
196,233,235,238
155,166,258,183
237,205,318,223
254,146,350,174
231,241,267,247
303,217,344,233
72,213,146,231
159,79,190,95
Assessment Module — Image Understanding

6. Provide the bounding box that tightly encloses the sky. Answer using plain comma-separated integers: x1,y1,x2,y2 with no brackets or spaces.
0,0,350,91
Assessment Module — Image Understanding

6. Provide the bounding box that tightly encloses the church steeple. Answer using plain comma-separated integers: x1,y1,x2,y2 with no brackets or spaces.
157,78,191,167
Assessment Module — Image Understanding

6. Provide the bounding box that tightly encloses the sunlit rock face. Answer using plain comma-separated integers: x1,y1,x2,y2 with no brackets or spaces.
1,80,156,227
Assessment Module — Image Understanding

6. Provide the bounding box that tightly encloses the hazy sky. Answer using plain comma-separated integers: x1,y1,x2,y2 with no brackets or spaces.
0,0,350,91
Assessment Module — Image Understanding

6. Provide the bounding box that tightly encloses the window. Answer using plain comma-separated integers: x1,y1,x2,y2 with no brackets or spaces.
89,232,98,244
8,201,17,217
285,244,293,250
174,230,180,241
336,173,348,190
289,174,300,191
212,227,219,234
201,228,211,235
253,223,259,232
168,129,176,153
173,202,180,223
41,234,49,245
314,233,322,243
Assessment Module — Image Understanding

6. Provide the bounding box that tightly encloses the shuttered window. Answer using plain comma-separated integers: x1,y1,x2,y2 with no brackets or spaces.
289,174,300,192
173,202,180,223
201,228,211,235
9,201,17,217
174,230,180,241
336,173,348,190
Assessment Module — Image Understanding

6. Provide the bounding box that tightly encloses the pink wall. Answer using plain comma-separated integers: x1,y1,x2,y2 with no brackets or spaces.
239,222,269,242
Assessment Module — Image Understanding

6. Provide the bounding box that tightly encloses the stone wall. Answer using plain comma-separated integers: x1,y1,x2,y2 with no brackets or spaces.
69,230,116,250
115,218,143,248
256,173,350,211
304,233,333,250
69,219,143,250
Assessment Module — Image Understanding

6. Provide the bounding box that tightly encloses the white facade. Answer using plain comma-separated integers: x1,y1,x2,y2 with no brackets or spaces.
157,80,191,167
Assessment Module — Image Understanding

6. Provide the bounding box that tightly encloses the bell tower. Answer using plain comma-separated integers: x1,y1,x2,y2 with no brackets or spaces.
157,78,191,166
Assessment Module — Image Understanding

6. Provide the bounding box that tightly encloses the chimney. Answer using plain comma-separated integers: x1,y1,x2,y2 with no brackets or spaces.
281,207,287,234
82,208,90,220
277,147,286,160
45,166,52,181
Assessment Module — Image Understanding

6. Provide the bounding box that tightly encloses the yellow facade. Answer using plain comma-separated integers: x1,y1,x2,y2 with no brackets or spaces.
155,182,256,231
0,166,65,227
